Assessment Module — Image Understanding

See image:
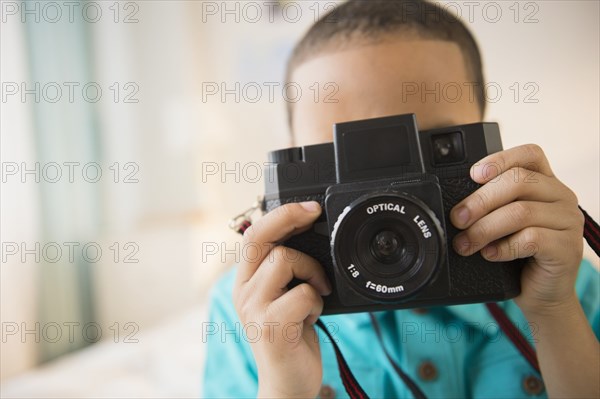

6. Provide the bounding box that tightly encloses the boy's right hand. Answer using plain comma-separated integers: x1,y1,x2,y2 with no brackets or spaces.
233,201,331,399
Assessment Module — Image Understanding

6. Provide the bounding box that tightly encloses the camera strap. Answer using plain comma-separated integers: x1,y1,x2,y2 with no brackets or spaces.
368,313,428,399
485,302,539,372
315,314,427,399
228,197,262,234
315,319,369,399
580,206,600,258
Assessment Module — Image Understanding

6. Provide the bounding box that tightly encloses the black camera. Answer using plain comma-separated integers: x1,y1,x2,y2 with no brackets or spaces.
263,114,524,315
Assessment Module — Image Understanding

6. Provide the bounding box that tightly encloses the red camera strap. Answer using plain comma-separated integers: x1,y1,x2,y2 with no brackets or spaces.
368,313,428,399
580,206,600,258
485,302,540,372
315,319,369,399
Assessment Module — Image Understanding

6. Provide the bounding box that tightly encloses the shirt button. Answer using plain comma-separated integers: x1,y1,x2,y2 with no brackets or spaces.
412,308,428,315
319,384,336,399
522,375,545,396
417,360,438,381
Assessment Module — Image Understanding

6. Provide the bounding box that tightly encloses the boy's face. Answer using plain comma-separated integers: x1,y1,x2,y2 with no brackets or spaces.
290,40,482,146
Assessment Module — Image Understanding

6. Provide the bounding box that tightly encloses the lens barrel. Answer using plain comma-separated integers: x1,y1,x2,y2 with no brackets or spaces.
331,192,445,302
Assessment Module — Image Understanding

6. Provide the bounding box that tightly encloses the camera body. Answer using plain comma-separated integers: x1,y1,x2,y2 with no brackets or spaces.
263,114,524,315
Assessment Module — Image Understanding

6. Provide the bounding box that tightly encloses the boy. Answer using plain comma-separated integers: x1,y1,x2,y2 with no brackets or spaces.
203,1,600,397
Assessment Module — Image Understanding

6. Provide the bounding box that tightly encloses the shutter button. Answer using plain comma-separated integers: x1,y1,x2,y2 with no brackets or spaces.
418,360,438,381
319,384,336,399
522,375,544,396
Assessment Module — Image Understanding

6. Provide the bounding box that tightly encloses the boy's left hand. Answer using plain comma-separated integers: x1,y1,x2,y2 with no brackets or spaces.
450,144,585,317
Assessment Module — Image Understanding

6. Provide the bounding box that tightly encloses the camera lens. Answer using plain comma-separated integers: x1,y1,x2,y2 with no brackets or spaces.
331,192,444,302
371,230,402,262
431,132,465,165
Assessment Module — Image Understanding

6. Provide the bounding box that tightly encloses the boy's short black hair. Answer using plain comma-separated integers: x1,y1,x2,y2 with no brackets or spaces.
285,0,486,127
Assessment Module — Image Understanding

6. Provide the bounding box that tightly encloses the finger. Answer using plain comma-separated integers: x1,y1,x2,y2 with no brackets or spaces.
267,283,324,326
471,144,554,184
236,202,322,285
248,246,332,301
450,169,565,229
453,201,573,256
479,227,582,266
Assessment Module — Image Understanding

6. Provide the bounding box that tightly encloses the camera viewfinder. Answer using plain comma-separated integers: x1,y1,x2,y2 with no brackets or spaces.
431,132,465,165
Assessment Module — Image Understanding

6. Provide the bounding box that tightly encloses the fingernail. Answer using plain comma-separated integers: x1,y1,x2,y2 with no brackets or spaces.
300,201,320,213
453,233,469,255
470,164,481,181
454,206,470,226
483,245,498,259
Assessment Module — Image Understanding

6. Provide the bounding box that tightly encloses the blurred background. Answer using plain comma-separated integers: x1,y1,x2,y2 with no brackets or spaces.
1,0,598,397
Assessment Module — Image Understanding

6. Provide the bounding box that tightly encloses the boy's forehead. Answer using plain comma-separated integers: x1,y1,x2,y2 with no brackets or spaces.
290,40,481,145
293,40,468,82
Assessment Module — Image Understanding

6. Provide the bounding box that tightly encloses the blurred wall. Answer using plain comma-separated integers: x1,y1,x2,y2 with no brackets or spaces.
1,0,598,381
1,8,40,378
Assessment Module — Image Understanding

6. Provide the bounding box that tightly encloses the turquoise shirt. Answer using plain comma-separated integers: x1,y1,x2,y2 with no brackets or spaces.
202,259,599,398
